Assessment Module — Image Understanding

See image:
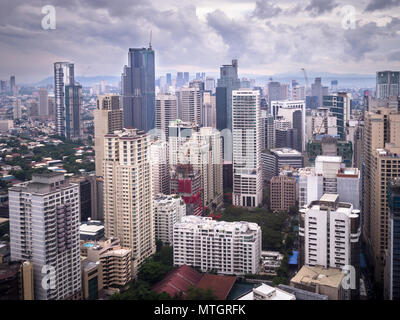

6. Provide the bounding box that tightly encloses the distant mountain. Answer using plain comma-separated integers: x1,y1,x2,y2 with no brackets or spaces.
33,76,121,87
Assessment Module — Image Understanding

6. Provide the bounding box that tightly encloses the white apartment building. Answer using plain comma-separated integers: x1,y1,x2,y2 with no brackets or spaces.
154,194,186,245
298,156,360,209
173,216,262,275
9,173,81,300
299,194,361,269
155,93,178,140
177,86,202,126
103,128,155,277
232,89,263,207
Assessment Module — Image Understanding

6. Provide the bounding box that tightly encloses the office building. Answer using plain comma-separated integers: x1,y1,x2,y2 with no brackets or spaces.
323,94,346,140
69,174,98,222
376,71,400,99
121,47,155,132
232,89,263,207
261,110,275,150
298,156,360,209
155,93,178,140
216,59,240,132
0,260,34,300
81,259,103,300
39,88,48,116
173,216,262,275
13,98,22,120
363,109,400,284
385,178,400,300
9,173,81,300
154,194,186,245
270,175,296,212
177,86,202,126
262,148,303,182
94,94,123,177
202,91,216,127
103,129,155,276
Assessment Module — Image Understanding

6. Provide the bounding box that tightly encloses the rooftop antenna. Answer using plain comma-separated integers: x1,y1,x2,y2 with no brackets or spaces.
149,30,152,50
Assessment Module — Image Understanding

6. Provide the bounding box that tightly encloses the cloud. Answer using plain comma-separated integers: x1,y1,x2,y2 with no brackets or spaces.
305,0,339,16
365,0,400,12
252,1,282,19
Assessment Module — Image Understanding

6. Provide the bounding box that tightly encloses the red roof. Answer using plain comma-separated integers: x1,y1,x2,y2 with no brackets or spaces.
196,274,237,300
152,265,202,298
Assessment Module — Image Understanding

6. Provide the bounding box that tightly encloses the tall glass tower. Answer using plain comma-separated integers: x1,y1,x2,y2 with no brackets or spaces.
216,59,240,132
122,46,155,132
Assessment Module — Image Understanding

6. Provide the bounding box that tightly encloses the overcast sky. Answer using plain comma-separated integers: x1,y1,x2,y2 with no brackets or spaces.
0,0,399,83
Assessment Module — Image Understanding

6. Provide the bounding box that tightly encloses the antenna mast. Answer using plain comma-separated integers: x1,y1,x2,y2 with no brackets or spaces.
149,30,152,50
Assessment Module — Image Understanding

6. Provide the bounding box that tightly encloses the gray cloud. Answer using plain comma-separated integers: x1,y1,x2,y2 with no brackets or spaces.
365,0,400,12
252,1,282,19
305,0,339,16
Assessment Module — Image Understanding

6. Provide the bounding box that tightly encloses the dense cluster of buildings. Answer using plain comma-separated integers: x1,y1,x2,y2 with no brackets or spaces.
1,44,400,301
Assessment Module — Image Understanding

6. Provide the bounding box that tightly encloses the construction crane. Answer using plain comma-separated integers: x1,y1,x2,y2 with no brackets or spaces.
301,68,309,96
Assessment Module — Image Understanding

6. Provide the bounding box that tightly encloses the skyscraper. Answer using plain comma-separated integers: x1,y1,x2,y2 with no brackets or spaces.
103,129,155,276
177,86,202,126
376,71,400,99
94,94,123,177
363,108,400,285
9,173,81,300
39,88,48,116
54,62,82,139
232,89,263,207
121,47,155,132
155,93,178,141
216,59,240,132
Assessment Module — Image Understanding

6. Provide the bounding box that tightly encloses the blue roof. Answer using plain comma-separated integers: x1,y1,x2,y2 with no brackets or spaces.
289,251,299,265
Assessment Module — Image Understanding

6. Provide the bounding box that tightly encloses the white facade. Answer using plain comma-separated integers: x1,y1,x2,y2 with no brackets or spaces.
9,173,81,300
232,89,263,207
173,216,262,275
300,194,360,269
238,283,296,300
154,194,186,245
155,93,178,140
177,87,202,126
298,156,360,209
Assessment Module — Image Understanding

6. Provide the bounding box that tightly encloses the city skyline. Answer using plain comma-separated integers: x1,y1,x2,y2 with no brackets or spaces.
1,0,400,83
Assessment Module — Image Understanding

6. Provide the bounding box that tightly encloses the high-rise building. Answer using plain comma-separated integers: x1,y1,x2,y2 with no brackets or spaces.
267,81,281,107
205,77,216,93
270,175,296,212
155,93,178,141
176,72,184,88
39,88,48,116
154,194,186,245
10,75,15,93
202,91,216,128
261,110,275,151
149,139,170,195
9,173,81,300
385,178,400,300
323,94,345,140
121,47,155,132
54,62,82,139
173,216,262,275
13,98,22,120
363,109,400,284
103,129,155,276
292,86,305,100
216,59,240,132
177,87,202,126
299,194,360,299
262,148,303,182
298,156,360,209
232,89,263,207
166,73,172,87
94,94,123,177
376,71,400,99
271,100,306,152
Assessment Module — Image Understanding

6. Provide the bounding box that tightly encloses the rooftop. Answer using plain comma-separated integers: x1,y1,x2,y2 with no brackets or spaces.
238,283,296,300
290,265,344,289
196,274,237,300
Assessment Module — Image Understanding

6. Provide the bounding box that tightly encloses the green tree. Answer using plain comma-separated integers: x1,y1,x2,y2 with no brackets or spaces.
138,261,173,286
185,287,217,300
